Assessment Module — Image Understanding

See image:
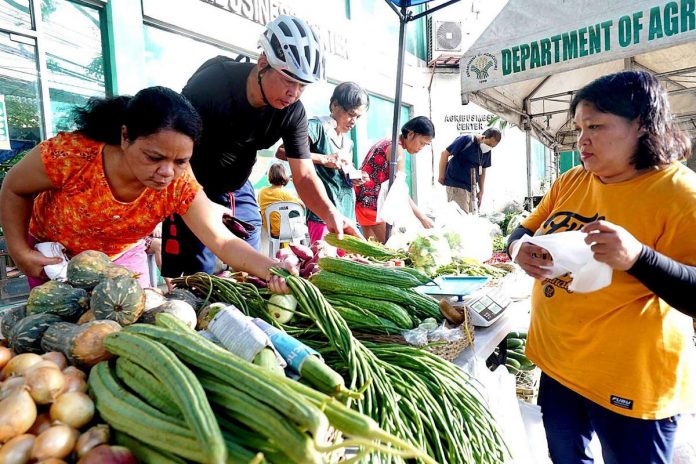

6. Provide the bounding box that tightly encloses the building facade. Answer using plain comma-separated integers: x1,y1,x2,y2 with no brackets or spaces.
0,0,550,214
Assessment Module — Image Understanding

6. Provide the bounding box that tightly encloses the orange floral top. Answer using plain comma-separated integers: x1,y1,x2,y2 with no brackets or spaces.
29,132,201,258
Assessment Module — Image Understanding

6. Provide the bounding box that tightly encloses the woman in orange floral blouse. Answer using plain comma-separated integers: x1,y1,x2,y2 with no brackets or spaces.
0,86,293,292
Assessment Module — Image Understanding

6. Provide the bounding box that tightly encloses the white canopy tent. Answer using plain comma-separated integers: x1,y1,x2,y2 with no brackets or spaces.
460,0,696,199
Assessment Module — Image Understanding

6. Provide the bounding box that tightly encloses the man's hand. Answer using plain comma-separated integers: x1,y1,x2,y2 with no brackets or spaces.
14,248,63,279
438,174,446,185
582,220,643,271
477,189,484,207
324,209,362,240
420,216,435,229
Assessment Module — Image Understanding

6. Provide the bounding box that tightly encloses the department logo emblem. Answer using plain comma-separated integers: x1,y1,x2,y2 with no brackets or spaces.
466,53,497,83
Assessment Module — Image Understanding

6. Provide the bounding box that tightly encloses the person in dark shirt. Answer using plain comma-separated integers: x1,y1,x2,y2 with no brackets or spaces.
437,128,502,213
161,15,359,277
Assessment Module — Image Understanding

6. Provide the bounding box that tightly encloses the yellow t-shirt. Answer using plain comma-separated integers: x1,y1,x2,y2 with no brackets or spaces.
257,186,303,238
522,163,696,419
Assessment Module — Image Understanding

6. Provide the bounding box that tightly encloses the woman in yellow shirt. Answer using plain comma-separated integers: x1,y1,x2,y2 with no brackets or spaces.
258,163,304,238
509,71,695,464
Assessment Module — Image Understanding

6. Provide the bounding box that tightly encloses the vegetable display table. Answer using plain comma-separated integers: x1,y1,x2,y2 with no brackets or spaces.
454,298,530,371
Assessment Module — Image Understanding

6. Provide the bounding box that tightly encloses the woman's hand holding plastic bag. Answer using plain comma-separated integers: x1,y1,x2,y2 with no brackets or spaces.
376,171,414,226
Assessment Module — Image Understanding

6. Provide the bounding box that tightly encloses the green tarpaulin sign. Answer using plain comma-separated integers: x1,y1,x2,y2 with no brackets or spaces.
461,0,696,92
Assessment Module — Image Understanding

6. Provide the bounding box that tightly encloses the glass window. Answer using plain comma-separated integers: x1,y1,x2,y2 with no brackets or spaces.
0,30,41,165
143,25,249,91
42,0,105,135
358,94,412,194
349,0,426,60
0,0,33,30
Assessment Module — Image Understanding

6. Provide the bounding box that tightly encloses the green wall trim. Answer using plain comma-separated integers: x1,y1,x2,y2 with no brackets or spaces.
100,6,114,97
105,0,146,95
559,150,581,174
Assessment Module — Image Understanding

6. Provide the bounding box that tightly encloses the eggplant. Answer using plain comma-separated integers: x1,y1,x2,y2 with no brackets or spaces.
300,263,320,279
222,215,250,239
289,244,314,261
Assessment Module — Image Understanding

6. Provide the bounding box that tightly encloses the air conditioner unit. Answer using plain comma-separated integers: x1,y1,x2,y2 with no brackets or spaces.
433,20,462,52
427,19,463,65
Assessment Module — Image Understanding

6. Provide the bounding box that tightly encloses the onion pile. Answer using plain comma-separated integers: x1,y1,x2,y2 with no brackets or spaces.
0,347,131,463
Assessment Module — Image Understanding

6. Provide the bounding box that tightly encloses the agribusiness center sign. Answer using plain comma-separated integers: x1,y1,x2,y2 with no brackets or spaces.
461,0,696,92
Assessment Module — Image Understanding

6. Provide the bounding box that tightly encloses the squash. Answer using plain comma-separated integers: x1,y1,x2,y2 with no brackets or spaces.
66,252,134,290
139,300,196,328
91,276,145,326
1,305,26,339
102,264,134,280
76,310,95,325
41,321,120,368
9,314,63,354
66,250,113,289
26,281,89,320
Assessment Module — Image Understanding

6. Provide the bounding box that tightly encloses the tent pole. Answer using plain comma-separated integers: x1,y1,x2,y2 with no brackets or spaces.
525,123,533,210
385,7,408,239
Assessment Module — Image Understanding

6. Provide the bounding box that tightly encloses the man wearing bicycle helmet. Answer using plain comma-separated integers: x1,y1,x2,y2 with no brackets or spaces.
161,15,359,277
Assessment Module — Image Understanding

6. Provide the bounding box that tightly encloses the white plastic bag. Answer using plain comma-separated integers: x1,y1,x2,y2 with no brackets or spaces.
432,202,494,262
461,358,533,463
34,242,69,281
518,401,552,464
384,227,419,251
510,231,613,293
377,171,418,227
673,414,696,464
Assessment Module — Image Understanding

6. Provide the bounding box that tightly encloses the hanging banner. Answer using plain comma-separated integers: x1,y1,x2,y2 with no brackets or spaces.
461,0,696,92
0,95,10,151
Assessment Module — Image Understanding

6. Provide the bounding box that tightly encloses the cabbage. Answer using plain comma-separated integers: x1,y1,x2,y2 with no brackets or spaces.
407,232,452,276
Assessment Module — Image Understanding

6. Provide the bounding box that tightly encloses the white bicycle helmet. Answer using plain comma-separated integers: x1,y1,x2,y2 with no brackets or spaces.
259,15,323,84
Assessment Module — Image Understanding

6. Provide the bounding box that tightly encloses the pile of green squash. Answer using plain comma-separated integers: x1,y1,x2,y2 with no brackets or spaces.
1,250,146,368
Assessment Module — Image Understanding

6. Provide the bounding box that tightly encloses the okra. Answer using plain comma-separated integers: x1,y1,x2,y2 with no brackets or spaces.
114,357,181,418
89,362,208,462
310,270,440,319
104,332,226,464
125,320,327,437
326,294,413,329
200,374,322,464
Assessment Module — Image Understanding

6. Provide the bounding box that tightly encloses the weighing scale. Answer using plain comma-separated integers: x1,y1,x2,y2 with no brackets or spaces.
461,287,512,327
417,276,512,327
